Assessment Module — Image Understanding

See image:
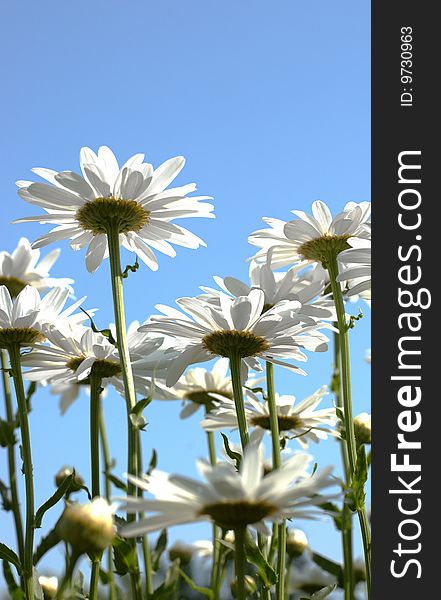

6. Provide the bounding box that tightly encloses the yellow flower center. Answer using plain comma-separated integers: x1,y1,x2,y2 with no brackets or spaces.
185,389,233,410
202,330,269,358
200,500,276,529
0,328,45,349
250,414,304,432
298,234,351,264
66,356,121,379
76,197,150,235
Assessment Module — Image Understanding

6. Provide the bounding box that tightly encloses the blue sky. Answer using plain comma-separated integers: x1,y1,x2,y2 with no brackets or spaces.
0,0,370,585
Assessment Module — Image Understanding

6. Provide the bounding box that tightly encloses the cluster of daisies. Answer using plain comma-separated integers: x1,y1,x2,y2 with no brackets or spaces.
1,146,371,599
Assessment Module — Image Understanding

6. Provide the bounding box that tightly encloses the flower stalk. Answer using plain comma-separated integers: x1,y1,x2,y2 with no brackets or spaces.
206,425,221,598
106,224,142,599
266,361,286,600
228,353,249,450
7,343,34,600
1,349,25,564
327,255,371,599
332,331,354,600
89,371,103,600
233,527,247,600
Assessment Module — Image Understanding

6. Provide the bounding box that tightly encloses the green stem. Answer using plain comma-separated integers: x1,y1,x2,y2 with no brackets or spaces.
1,350,25,564
8,344,34,600
234,527,247,600
328,258,371,599
106,224,142,599
284,557,294,600
206,429,221,598
266,362,285,600
89,556,101,600
88,372,103,600
136,429,153,597
98,401,117,600
332,331,354,600
228,353,249,450
89,372,102,499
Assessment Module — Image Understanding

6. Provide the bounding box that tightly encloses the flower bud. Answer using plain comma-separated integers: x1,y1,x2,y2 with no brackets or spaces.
354,413,371,445
353,558,366,583
224,530,235,545
56,498,114,556
286,529,309,558
38,576,58,599
168,541,193,566
230,575,257,597
55,466,84,492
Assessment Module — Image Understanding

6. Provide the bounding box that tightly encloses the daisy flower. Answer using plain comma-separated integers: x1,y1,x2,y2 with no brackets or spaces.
0,285,87,349
249,201,370,269
15,146,214,272
21,322,172,401
164,358,261,419
0,237,73,297
118,440,337,537
337,237,371,301
200,255,335,322
201,386,338,448
140,289,329,386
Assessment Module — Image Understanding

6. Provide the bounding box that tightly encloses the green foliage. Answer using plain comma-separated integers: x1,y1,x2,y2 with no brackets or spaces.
0,543,21,574
34,473,74,528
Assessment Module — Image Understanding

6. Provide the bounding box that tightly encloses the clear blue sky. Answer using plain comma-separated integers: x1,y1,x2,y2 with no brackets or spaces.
0,0,370,585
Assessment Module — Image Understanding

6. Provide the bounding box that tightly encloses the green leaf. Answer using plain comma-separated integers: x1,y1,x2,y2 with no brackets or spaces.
122,256,140,279
132,397,153,416
2,559,25,600
311,583,338,599
312,552,343,584
0,419,16,447
319,502,343,531
99,568,112,584
106,473,128,493
146,449,158,476
244,532,277,587
178,568,214,598
221,433,241,468
0,478,12,511
151,528,167,572
347,308,363,331
33,527,61,565
79,308,117,345
34,474,74,528
0,543,21,573
149,559,180,599
112,534,139,576
351,445,368,511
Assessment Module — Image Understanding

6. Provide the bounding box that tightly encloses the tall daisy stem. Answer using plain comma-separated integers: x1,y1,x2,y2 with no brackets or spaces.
135,430,153,597
234,527,247,600
89,371,103,600
327,257,371,599
228,353,249,450
98,401,117,600
332,331,354,600
106,224,142,599
266,361,286,600
8,344,34,600
1,350,25,564
206,427,221,598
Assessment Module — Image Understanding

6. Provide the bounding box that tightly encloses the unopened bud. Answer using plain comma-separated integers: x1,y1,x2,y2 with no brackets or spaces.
55,466,84,492
38,576,58,599
353,558,366,583
286,529,308,558
224,530,235,545
168,541,193,566
56,498,114,556
354,413,371,445
230,575,257,597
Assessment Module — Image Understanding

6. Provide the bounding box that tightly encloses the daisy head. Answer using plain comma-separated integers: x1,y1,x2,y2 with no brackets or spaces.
118,440,338,537
16,146,214,272
140,289,329,386
202,385,338,448
249,201,370,269
0,237,73,297
0,285,86,349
